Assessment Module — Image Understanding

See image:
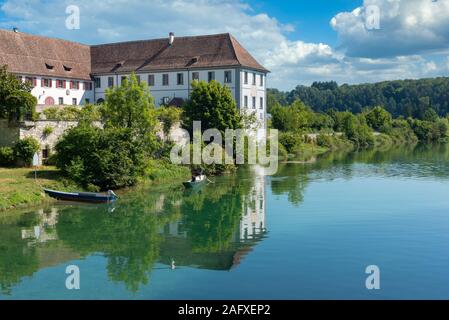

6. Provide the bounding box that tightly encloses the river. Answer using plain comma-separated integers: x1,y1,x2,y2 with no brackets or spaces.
1,144,449,299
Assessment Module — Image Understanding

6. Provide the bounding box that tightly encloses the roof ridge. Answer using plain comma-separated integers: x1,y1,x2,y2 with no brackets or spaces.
91,32,232,48
0,28,89,48
227,34,243,67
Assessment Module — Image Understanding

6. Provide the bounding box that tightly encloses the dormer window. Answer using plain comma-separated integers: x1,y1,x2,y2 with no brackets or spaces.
45,63,54,70
63,65,72,72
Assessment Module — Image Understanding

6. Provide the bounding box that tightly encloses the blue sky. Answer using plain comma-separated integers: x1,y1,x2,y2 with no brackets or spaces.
1,0,449,90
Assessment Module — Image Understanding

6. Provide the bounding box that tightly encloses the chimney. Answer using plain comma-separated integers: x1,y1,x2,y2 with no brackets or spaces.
169,32,175,46
12,27,19,33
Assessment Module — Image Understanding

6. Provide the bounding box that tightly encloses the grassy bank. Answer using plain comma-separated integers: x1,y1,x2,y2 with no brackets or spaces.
0,160,191,212
0,166,80,211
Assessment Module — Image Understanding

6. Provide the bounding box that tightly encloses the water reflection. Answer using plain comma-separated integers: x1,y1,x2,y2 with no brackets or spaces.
0,168,267,295
2,143,448,297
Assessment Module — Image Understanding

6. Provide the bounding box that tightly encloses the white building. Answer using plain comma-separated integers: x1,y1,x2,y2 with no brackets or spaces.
1,29,269,126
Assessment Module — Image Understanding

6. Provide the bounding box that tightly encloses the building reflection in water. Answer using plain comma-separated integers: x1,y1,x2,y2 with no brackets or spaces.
1,171,268,294
21,208,59,244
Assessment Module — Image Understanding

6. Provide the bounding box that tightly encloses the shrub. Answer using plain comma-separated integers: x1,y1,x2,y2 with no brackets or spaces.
43,125,54,136
279,132,303,153
316,134,353,151
55,125,147,190
13,137,40,166
156,106,183,138
365,106,392,131
0,146,15,166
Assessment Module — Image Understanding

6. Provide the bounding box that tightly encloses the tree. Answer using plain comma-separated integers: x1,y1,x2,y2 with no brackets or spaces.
365,106,392,131
102,73,157,138
182,80,243,135
270,99,313,132
55,125,147,190
0,65,37,121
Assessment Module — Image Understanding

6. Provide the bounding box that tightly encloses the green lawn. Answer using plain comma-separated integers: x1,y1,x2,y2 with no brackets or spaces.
0,161,191,212
0,166,79,211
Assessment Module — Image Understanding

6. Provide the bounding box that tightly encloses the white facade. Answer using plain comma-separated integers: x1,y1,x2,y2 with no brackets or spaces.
93,67,267,128
15,75,94,111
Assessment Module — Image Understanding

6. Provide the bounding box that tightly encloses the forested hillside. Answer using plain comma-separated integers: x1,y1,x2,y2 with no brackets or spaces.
268,77,449,118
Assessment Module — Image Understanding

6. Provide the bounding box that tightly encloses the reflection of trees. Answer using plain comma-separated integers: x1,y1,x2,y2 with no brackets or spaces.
0,212,40,295
271,143,449,207
56,189,183,292
271,164,309,206
0,169,266,294
181,171,253,253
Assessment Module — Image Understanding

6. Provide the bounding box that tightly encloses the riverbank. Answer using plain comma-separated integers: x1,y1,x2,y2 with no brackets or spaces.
0,160,191,212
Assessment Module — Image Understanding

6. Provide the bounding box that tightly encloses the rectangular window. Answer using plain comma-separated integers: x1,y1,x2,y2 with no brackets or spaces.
136,75,141,84
72,98,77,105
42,78,52,88
56,79,66,89
95,78,101,88
108,77,114,87
224,71,232,83
260,97,263,109
177,73,184,85
58,97,64,105
260,75,264,87
25,77,37,87
70,81,80,90
192,72,199,81
252,96,256,109
208,71,215,82
244,96,248,108
148,74,155,86
244,71,248,84
84,82,92,91
85,99,90,104
253,73,256,85
162,74,169,86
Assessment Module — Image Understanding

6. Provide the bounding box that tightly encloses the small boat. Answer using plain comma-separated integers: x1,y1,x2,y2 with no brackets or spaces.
43,188,118,203
183,174,207,188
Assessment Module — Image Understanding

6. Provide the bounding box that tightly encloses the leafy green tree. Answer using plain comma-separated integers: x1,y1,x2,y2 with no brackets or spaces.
55,125,147,190
422,108,439,122
103,73,157,138
156,106,183,137
182,80,242,135
365,106,393,131
270,99,313,132
13,137,40,166
0,65,37,121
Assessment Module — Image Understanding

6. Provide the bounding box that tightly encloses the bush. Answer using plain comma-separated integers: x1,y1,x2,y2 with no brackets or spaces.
13,137,40,166
156,106,183,138
316,134,353,151
0,146,15,166
365,106,392,131
43,125,54,136
279,132,303,153
55,125,147,190
42,106,81,120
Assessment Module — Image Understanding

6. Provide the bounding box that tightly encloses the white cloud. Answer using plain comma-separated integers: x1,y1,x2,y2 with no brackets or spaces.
1,0,449,90
331,0,449,58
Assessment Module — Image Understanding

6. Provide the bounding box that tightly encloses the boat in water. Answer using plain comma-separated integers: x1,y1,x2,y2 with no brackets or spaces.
43,188,118,203
183,174,207,189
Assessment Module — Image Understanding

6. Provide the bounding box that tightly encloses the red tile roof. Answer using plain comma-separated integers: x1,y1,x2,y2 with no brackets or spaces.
90,33,269,74
0,30,268,80
0,29,92,80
